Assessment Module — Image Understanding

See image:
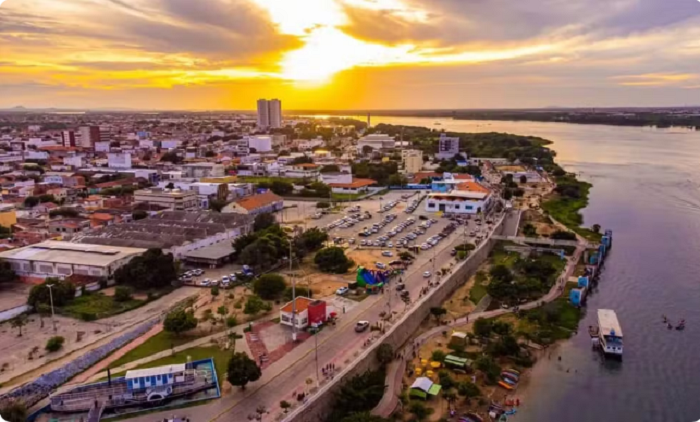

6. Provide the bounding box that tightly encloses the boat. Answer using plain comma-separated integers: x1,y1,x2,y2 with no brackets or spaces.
676,320,686,330
501,372,519,383
597,309,623,356
498,380,514,390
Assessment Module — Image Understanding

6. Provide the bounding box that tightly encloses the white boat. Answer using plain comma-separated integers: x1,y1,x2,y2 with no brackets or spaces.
597,309,623,356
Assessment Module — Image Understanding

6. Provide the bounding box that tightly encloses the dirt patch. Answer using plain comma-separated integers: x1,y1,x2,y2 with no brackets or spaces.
496,165,526,172
347,248,390,270
442,274,477,320
302,273,348,297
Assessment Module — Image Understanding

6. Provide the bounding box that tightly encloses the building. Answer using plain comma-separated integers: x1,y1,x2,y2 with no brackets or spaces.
436,133,461,160
99,125,113,142
61,131,76,147
0,240,147,280
182,163,225,178
223,191,283,215
48,218,91,239
356,133,395,153
256,99,282,129
78,126,100,148
72,211,253,259
402,150,423,174
327,178,377,195
108,152,132,169
425,181,493,215
0,203,17,228
280,297,327,329
282,163,320,179
134,188,198,211
246,135,273,152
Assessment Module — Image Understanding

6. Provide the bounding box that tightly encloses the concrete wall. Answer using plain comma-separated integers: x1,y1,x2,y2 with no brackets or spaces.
286,217,506,422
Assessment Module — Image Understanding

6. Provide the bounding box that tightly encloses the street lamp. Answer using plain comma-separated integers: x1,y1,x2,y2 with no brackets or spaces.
46,284,57,333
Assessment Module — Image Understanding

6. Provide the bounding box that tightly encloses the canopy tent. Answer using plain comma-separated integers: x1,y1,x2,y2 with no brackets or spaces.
410,377,442,400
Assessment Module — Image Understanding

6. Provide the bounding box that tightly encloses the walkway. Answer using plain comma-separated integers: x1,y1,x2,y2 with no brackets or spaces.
373,242,585,418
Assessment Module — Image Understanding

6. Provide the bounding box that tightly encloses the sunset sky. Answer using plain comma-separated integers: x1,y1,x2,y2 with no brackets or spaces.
1,0,700,110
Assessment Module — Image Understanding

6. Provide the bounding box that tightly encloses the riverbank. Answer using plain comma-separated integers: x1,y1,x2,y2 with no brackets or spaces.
542,171,601,242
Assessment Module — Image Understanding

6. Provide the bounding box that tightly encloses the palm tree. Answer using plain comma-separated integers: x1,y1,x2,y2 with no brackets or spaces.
11,314,28,337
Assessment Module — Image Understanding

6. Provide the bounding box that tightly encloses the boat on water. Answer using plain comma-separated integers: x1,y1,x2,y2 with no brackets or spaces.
597,309,623,356
498,380,514,390
676,319,686,330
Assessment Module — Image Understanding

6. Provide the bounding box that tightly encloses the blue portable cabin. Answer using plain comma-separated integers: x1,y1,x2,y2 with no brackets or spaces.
578,276,589,288
125,364,187,392
570,287,586,306
589,252,599,265
604,229,613,248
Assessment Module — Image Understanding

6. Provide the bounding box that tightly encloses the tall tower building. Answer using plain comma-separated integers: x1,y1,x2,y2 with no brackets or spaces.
256,99,283,129
61,131,76,147
78,126,101,148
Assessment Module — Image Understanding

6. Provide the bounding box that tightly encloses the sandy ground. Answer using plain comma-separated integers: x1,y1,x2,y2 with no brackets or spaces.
442,273,478,320
0,282,32,310
0,286,200,391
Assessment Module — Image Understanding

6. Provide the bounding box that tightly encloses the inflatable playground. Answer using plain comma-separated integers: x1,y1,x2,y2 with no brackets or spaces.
356,266,399,293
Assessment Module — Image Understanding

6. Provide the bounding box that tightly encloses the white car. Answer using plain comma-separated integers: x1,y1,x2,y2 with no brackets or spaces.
382,250,393,257
423,271,432,278
222,276,229,283
199,279,211,287
336,286,349,295
376,262,387,269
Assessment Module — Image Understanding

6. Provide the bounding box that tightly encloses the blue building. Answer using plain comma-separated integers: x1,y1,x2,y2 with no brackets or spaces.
125,364,187,391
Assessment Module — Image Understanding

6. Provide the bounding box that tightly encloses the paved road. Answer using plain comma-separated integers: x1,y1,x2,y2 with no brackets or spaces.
372,241,585,417
126,206,508,422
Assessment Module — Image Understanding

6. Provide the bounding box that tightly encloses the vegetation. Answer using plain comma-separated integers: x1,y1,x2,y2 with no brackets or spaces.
233,220,291,272
0,400,28,422
244,295,270,315
110,330,208,368
294,227,329,255
163,309,198,336
253,274,287,300
487,252,564,305
63,292,145,320
542,172,601,241
351,161,399,186
209,199,228,212
408,401,434,421
10,314,27,337
45,336,65,352
132,209,148,220
315,247,354,274
226,351,261,389
114,248,177,290
114,286,133,302
28,278,76,308
376,343,393,367
429,306,447,323
0,261,17,284
328,370,386,421
49,207,80,218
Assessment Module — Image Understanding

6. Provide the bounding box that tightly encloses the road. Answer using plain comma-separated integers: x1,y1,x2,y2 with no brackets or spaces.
127,198,509,422
372,241,586,417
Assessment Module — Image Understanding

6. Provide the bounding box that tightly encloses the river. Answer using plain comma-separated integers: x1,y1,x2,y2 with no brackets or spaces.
321,115,700,422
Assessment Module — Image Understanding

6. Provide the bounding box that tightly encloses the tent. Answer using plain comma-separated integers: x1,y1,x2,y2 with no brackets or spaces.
409,377,442,400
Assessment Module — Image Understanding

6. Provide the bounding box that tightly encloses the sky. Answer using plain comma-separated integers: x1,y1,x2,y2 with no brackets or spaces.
1,0,700,110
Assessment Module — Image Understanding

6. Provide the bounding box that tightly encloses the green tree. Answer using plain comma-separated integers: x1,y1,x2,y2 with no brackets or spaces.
376,343,393,367
283,286,312,301
280,400,291,413
438,370,455,390
320,164,340,173
316,201,330,209
28,278,76,308
226,351,261,389
254,213,277,231
163,309,198,336
0,400,28,422
457,381,481,399
429,307,447,323
49,207,80,218
270,180,293,195
473,318,493,338
244,295,266,315
211,285,220,296
253,274,287,300
160,151,182,163
513,188,525,197
209,199,228,212
502,189,513,200
23,196,40,207
315,247,354,274
361,145,374,155
239,238,279,271
10,314,27,337
332,370,386,418
551,230,577,240
295,227,329,252
0,261,17,284
522,223,537,237
592,223,601,233
431,349,446,362
408,401,433,421
114,248,177,290
490,265,513,283
132,209,148,220
45,335,65,352
114,286,133,302
226,315,238,327
387,174,407,186
291,156,313,164
475,355,501,384
217,305,228,318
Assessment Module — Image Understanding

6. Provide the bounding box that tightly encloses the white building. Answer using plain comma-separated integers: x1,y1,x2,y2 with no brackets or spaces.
256,98,282,129
134,188,198,211
246,135,273,152
436,133,461,160
282,163,320,180
425,181,493,215
161,139,182,150
0,241,146,280
108,152,132,169
78,126,100,148
95,141,111,152
182,162,225,178
402,149,423,174
357,133,395,153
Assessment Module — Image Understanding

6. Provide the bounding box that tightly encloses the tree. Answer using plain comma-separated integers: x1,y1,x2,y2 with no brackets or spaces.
253,274,286,300
295,227,328,252
431,349,446,362
163,309,198,336
209,199,228,212
45,335,65,352
211,285,220,296
438,370,455,390
429,307,447,323
23,196,39,207
316,201,330,209
28,278,76,308
291,156,313,165
408,401,433,421
38,194,58,204
376,343,393,367
244,295,266,315
270,180,293,195
473,318,493,338
320,164,340,173
502,189,513,200
551,230,576,240
254,213,276,231
314,247,354,274
10,314,27,337
114,248,177,290
332,370,386,417
239,238,279,271
283,286,312,301
513,188,525,197
217,305,228,318
280,400,291,413
522,223,537,237
160,151,182,163
475,355,501,384
0,261,17,284
361,145,374,155
592,223,601,233
49,208,80,218
0,400,28,422
114,286,132,302
399,251,415,261
387,174,407,187
457,381,481,399
227,351,261,389
519,175,528,184
490,265,513,283
205,150,216,157
132,209,148,221
165,182,175,189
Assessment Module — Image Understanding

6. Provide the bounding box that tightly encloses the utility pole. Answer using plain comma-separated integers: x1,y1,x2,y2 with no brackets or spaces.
289,240,297,342
314,329,320,383
46,284,57,333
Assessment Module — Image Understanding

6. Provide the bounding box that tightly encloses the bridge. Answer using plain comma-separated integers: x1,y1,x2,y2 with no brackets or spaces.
492,235,586,247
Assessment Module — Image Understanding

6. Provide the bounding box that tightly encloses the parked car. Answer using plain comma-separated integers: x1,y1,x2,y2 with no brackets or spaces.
336,286,349,296
423,271,432,278
376,262,387,269
355,321,370,332
199,279,211,287
382,250,393,257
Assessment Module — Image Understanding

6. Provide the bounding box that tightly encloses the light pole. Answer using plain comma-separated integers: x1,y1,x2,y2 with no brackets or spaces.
289,240,297,342
314,328,320,384
46,284,57,333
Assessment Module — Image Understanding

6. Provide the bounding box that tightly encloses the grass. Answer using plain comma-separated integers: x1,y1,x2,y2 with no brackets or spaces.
469,271,488,304
62,293,145,320
541,179,603,242
332,192,364,201
109,346,231,385
491,250,519,268
109,331,208,368
237,176,299,184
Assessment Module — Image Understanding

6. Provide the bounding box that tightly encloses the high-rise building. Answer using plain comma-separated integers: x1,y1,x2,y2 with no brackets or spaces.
78,126,101,148
99,125,113,142
436,133,461,160
256,99,282,129
61,131,76,147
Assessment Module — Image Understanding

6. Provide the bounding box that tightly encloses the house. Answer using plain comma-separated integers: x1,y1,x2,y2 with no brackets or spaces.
327,178,377,195
48,218,90,239
0,204,17,228
223,191,283,215
425,181,493,215
182,163,225,178
356,134,395,153
133,188,198,211
282,163,320,180
280,297,327,329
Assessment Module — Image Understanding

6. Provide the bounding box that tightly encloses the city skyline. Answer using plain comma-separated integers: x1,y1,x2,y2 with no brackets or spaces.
2,0,700,110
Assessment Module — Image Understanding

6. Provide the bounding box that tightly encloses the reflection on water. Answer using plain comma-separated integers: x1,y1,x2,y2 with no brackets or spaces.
317,115,700,422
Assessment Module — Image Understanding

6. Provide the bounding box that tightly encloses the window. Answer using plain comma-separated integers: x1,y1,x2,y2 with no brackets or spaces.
454,205,460,210
428,202,435,208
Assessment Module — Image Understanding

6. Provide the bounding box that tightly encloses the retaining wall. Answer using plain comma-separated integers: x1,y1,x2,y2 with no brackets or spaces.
286,217,506,422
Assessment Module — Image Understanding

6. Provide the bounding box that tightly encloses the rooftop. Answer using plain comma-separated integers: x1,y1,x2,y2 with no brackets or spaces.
328,178,377,189
125,363,186,380
0,240,147,267
234,191,282,211
281,296,314,313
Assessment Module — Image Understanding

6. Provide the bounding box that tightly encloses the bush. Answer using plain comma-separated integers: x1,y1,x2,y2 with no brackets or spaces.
45,336,65,352
253,274,286,300
28,278,76,308
314,247,354,274
316,201,330,209
283,286,312,301
431,349,446,362
80,311,97,321
244,295,266,315
163,309,198,335
211,286,220,297
226,315,238,328
0,400,27,422
114,286,133,302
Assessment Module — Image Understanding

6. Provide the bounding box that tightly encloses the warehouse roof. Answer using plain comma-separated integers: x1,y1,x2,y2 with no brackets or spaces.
0,240,146,266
